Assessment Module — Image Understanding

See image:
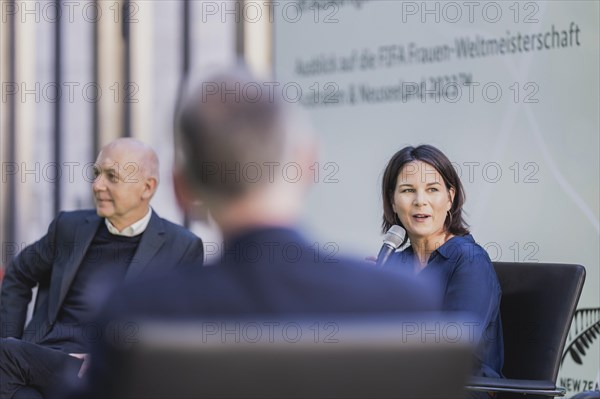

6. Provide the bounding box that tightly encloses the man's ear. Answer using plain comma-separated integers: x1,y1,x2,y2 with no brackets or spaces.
173,168,194,211
173,168,209,221
142,177,158,200
291,134,319,189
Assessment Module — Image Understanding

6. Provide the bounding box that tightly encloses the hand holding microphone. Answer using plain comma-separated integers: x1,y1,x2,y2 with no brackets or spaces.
375,225,405,267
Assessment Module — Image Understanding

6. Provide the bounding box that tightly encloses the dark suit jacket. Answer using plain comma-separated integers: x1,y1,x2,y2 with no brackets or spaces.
0,209,204,342
83,227,442,396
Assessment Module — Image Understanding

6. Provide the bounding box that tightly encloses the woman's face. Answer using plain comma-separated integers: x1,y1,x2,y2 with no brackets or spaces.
392,161,455,242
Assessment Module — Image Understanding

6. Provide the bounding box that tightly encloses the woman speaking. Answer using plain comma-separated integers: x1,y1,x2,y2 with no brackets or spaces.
381,144,504,384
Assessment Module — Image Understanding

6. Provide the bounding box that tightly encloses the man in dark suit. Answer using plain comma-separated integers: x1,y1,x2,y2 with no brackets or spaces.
0,138,204,398
83,68,441,397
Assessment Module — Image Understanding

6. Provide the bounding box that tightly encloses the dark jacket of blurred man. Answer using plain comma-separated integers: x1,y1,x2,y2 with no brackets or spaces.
0,138,204,398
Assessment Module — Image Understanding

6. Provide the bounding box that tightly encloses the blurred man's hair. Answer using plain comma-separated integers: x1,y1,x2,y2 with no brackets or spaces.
176,66,313,204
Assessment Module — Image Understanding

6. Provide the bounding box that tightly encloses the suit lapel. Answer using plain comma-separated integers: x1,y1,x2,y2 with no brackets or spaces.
49,213,101,323
125,211,166,282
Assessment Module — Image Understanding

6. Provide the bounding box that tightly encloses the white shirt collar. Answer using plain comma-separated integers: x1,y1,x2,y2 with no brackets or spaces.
105,208,153,237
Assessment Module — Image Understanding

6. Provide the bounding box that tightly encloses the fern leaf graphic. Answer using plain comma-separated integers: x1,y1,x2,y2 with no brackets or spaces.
561,311,600,366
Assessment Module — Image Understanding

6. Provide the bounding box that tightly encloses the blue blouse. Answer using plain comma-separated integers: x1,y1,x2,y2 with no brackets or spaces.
390,234,504,378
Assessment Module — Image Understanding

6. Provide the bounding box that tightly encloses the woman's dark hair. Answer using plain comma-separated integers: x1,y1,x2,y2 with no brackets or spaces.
381,144,469,244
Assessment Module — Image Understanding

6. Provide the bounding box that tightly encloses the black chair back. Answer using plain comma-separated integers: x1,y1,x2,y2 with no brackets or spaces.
103,317,475,399
493,262,585,382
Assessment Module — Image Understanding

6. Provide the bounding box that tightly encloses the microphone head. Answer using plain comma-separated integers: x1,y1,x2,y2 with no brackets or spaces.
383,225,405,249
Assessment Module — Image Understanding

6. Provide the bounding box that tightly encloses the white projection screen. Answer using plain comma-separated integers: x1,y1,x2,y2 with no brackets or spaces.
274,0,599,392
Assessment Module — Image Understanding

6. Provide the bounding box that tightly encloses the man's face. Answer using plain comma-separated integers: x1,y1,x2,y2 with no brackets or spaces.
92,145,154,230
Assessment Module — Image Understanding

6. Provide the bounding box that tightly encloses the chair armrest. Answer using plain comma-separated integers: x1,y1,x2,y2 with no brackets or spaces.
466,377,566,397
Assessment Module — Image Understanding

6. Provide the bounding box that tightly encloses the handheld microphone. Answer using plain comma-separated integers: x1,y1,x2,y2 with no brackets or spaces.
376,225,405,267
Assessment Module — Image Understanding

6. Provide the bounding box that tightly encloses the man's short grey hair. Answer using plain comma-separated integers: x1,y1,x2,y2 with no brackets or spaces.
176,66,314,203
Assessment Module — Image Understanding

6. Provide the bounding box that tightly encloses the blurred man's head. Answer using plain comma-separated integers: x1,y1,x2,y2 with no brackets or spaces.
92,138,159,231
175,67,317,234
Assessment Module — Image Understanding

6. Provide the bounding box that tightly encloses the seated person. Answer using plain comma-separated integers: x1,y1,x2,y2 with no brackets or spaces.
379,144,504,386
0,138,204,398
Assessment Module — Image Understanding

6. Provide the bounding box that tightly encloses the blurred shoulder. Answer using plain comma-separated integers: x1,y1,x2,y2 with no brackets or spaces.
305,255,441,310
